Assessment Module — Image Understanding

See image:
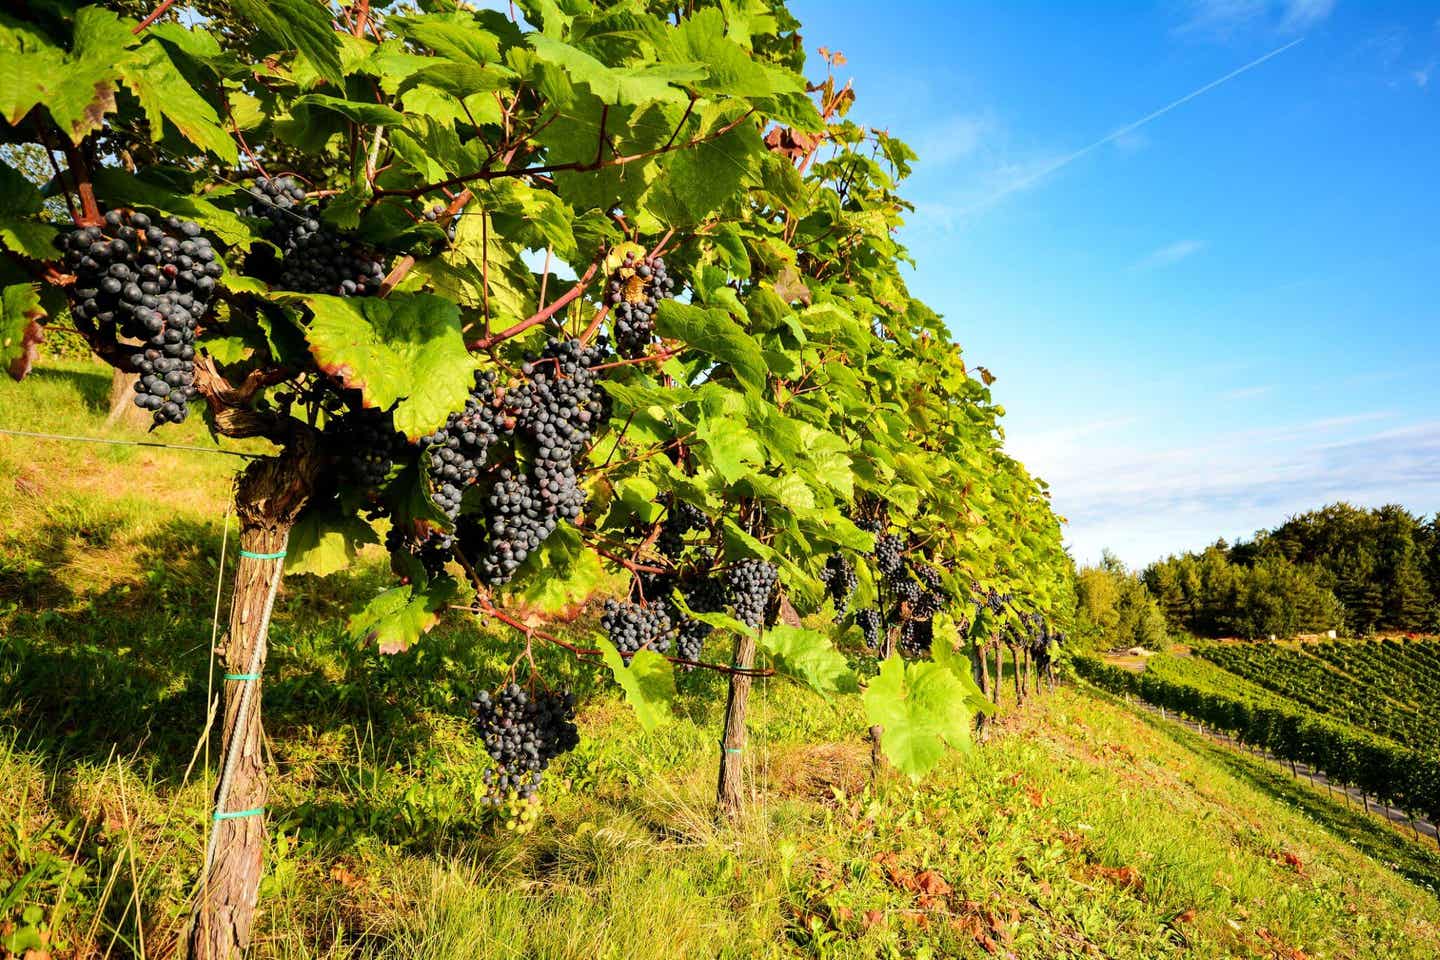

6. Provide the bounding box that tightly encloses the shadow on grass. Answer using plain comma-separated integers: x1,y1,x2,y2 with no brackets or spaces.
20,364,113,414
1119,692,1440,895
0,509,675,858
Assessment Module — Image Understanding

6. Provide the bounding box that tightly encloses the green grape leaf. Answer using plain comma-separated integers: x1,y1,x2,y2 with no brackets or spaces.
529,34,700,105
0,218,59,261
759,624,858,695
720,518,774,561
0,162,44,217
931,614,995,716
348,579,457,654
119,42,237,163
693,413,762,483
231,0,344,88
596,638,675,733
652,9,804,98
863,656,977,781
301,292,478,441
285,505,380,577
504,524,615,615
389,14,503,65
145,21,223,61
654,300,766,393
291,93,406,127
396,61,511,100
645,108,763,225
614,475,665,524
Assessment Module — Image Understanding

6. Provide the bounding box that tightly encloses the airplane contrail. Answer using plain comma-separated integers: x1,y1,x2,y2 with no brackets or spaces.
961,38,1305,215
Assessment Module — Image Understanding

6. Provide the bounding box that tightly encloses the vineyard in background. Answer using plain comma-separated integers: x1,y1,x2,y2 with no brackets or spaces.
1079,637,1440,840
1197,638,1440,747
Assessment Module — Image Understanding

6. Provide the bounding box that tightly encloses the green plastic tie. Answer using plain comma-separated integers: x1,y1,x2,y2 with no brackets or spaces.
238,549,286,560
224,672,260,682
719,740,742,755
213,807,264,821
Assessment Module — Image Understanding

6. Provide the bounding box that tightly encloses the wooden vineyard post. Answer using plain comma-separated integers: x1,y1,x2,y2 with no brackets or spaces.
716,628,759,820
975,644,990,732
1011,645,1023,705
993,645,1004,708
188,450,315,959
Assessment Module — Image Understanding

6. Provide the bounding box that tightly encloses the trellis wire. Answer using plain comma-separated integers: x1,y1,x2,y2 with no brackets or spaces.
0,427,261,459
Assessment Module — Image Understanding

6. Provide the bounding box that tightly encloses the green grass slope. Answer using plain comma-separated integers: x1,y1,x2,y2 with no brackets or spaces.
4,361,1439,959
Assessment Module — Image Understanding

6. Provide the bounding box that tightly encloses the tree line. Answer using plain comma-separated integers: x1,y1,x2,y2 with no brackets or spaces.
1076,503,1440,646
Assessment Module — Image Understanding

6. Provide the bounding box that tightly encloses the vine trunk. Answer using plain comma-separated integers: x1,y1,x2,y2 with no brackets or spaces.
716,630,759,819
187,447,316,959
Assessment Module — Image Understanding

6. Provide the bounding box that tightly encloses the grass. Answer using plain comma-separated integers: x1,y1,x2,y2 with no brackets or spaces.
5,359,1440,958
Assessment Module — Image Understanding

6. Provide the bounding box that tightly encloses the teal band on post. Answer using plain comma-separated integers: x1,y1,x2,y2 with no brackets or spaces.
213,807,264,821
224,673,260,681
238,549,287,560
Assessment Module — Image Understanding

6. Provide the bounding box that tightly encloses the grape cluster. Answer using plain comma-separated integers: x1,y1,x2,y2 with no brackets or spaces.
600,599,673,657
981,587,1011,616
856,608,882,649
671,573,725,666
724,559,778,629
421,370,506,518
911,587,945,621
459,338,611,585
892,577,922,609
658,499,708,559
421,201,459,243
471,684,579,803
819,554,857,621
873,532,905,580
912,561,944,592
333,406,403,490
386,525,454,581
58,211,221,424
898,617,933,658
606,250,675,357
244,176,387,295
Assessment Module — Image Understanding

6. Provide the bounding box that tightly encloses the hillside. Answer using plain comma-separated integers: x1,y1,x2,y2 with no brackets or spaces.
4,361,1439,959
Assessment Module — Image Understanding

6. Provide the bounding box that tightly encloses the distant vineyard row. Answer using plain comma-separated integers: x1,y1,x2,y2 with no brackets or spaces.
1073,651,1440,825
1195,638,1440,747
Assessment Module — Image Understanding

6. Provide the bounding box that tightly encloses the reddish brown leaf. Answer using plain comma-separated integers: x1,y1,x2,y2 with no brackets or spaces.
6,320,45,382
1095,865,1143,890
763,125,821,161
862,909,885,930
914,869,952,896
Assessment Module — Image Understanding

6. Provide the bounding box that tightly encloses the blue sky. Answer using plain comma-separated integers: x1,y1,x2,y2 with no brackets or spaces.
791,0,1440,568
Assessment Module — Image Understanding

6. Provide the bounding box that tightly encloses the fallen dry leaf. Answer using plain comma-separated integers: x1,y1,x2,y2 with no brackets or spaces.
1094,864,1143,890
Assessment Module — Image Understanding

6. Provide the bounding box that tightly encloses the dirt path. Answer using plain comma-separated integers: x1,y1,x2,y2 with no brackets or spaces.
1124,696,1440,847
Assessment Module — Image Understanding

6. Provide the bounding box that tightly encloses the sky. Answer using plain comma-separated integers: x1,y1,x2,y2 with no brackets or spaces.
789,0,1440,569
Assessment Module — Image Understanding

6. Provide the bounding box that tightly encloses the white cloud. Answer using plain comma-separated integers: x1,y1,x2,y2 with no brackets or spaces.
1034,413,1440,567
1135,239,1205,269
1221,384,1273,400
1180,0,1335,37
1281,0,1337,32
1413,59,1436,88
918,115,990,168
